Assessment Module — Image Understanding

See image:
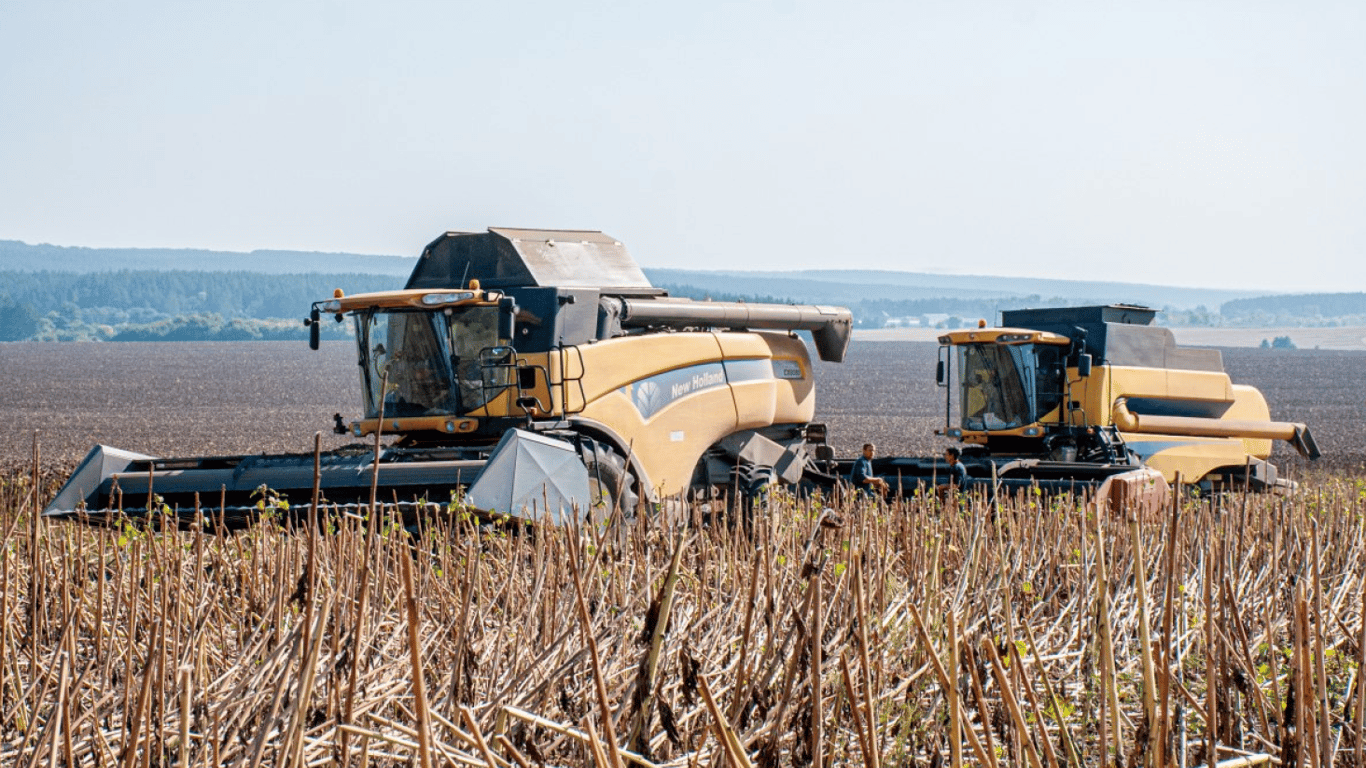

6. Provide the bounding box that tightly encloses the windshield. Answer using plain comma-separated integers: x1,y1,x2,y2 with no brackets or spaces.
958,342,1047,431
356,306,503,418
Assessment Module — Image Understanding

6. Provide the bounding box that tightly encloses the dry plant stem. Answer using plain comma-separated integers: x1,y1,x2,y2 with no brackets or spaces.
1129,516,1159,768
983,637,1043,768
1007,641,1059,768
1296,591,1317,768
1310,524,1331,766
852,556,879,768
1357,568,1365,767
398,540,435,768
177,665,191,768
1094,501,1122,760
459,705,502,768
1210,754,1274,767
340,511,376,766
494,734,533,768
1205,533,1219,768
568,548,626,768
1020,617,1080,768
947,611,960,768
627,531,686,752
727,548,762,726
906,600,993,768
500,706,659,768
699,675,752,768
586,716,615,768
283,598,332,768
29,432,43,683
304,431,321,656
838,654,873,768
810,563,823,768
962,640,1001,768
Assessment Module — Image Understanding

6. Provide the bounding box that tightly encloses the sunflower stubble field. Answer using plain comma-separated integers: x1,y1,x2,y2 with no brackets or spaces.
0,340,1364,767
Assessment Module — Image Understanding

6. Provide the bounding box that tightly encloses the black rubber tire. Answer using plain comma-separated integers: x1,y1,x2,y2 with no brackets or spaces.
724,464,773,530
580,442,640,521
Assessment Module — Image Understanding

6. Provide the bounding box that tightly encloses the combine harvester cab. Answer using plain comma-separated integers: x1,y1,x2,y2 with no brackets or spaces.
46,228,853,526
861,304,1319,498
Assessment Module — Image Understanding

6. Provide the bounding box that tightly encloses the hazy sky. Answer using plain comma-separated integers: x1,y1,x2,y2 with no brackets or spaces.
3,1,1363,292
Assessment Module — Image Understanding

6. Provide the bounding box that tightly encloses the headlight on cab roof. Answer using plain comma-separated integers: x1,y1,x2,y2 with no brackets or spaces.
421,291,475,306
321,300,342,313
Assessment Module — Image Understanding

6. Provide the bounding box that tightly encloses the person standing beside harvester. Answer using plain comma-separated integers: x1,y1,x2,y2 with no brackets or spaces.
850,443,890,496
936,446,969,501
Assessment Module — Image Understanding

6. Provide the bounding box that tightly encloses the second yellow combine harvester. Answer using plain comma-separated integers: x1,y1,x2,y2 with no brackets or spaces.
849,304,1320,496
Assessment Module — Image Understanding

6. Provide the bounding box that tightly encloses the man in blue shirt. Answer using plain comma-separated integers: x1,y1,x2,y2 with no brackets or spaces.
936,446,970,501
850,443,889,496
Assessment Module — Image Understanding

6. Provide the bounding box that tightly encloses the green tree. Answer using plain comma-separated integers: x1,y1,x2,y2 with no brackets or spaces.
0,294,40,340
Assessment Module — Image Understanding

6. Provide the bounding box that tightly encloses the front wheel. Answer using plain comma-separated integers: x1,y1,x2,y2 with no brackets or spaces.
580,442,640,521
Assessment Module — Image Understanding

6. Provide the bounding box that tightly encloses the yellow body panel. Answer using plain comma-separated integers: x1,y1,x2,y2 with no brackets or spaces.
487,331,816,498
1122,436,1260,484
1225,384,1275,458
717,333,816,428
1073,364,1274,482
1091,365,1234,407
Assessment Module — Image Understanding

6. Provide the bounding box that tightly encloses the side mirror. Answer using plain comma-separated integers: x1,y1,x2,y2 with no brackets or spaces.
935,360,945,385
308,307,321,350
1077,353,1092,377
498,297,517,342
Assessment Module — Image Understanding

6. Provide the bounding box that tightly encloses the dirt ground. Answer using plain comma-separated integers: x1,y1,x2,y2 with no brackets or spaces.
2,339,1361,475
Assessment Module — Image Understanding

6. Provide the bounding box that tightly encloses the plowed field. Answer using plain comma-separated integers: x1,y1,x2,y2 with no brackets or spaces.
2,340,1361,474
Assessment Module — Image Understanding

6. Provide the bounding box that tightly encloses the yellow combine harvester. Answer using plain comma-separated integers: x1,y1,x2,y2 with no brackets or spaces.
46,228,852,524
854,304,1320,495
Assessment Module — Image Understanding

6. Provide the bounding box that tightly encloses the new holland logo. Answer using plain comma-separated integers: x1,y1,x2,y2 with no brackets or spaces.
634,380,664,417
623,363,733,419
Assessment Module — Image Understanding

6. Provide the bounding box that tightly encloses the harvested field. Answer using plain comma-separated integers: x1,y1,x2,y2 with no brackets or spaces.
2,454,1365,766
1,340,1364,765
2,341,1363,474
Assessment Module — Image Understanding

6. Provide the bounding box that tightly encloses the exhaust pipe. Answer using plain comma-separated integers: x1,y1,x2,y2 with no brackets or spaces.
1111,398,1321,459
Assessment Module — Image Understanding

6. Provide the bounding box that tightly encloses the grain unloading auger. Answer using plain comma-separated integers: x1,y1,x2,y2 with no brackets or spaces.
844,304,1320,499
45,228,852,526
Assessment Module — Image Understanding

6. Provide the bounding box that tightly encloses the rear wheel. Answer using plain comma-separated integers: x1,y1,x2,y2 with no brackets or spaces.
580,442,640,521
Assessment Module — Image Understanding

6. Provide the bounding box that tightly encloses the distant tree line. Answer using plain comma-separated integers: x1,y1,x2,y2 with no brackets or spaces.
1218,289,1366,319
0,270,395,320
4,272,1362,343
13,310,352,343
0,271,392,342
